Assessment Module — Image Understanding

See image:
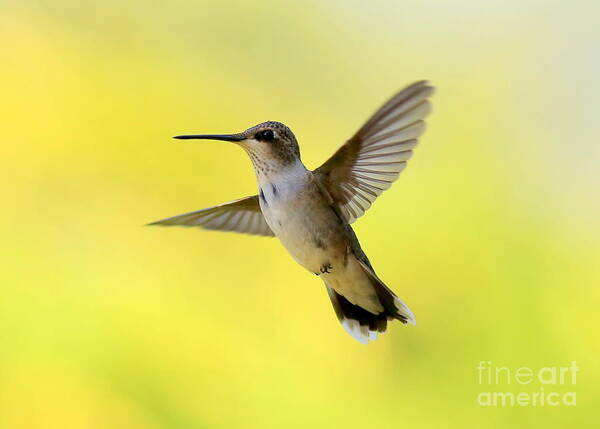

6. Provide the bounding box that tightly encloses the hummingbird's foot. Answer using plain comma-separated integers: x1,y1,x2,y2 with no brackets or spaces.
320,263,333,274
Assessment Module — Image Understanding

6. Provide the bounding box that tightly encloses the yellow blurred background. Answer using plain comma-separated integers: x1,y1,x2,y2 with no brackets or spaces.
1,1,599,427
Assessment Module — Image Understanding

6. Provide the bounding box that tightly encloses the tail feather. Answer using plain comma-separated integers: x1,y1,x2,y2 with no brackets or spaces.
327,286,387,344
326,260,415,344
323,223,416,342
357,258,416,326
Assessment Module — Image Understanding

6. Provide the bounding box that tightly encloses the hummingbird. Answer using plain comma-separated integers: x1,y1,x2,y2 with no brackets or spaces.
150,81,434,343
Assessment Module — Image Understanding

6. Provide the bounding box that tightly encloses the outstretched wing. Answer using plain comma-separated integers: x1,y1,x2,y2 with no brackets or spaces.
314,81,434,224
148,195,275,237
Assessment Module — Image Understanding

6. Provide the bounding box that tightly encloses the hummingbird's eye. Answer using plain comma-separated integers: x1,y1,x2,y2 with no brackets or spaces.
256,129,274,142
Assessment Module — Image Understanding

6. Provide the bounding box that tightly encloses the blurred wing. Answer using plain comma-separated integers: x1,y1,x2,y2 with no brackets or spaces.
148,195,275,237
314,81,434,223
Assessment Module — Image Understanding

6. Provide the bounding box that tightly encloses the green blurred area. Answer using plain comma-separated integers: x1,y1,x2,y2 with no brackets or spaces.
1,1,599,428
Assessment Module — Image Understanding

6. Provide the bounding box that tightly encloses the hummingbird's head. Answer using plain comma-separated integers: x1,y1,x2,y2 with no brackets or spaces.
174,121,301,177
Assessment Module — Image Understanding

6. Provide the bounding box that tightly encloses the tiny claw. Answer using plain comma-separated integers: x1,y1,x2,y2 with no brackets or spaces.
320,263,333,274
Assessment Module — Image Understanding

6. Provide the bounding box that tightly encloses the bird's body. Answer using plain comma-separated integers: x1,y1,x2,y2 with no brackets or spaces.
256,160,383,315
255,161,342,276
150,81,434,343
258,163,339,274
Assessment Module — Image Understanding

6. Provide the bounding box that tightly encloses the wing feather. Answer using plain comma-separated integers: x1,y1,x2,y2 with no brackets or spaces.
314,81,434,223
148,195,274,237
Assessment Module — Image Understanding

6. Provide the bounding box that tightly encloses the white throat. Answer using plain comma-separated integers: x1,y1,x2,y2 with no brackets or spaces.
255,158,307,188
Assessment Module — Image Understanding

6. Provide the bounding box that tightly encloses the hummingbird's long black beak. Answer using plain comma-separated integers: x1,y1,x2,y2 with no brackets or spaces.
173,134,245,142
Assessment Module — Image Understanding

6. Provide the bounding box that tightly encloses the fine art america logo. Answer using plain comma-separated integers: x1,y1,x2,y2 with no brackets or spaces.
477,361,578,407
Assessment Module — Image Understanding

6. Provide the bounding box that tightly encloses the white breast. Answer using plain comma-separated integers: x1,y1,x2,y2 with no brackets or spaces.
257,162,326,272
